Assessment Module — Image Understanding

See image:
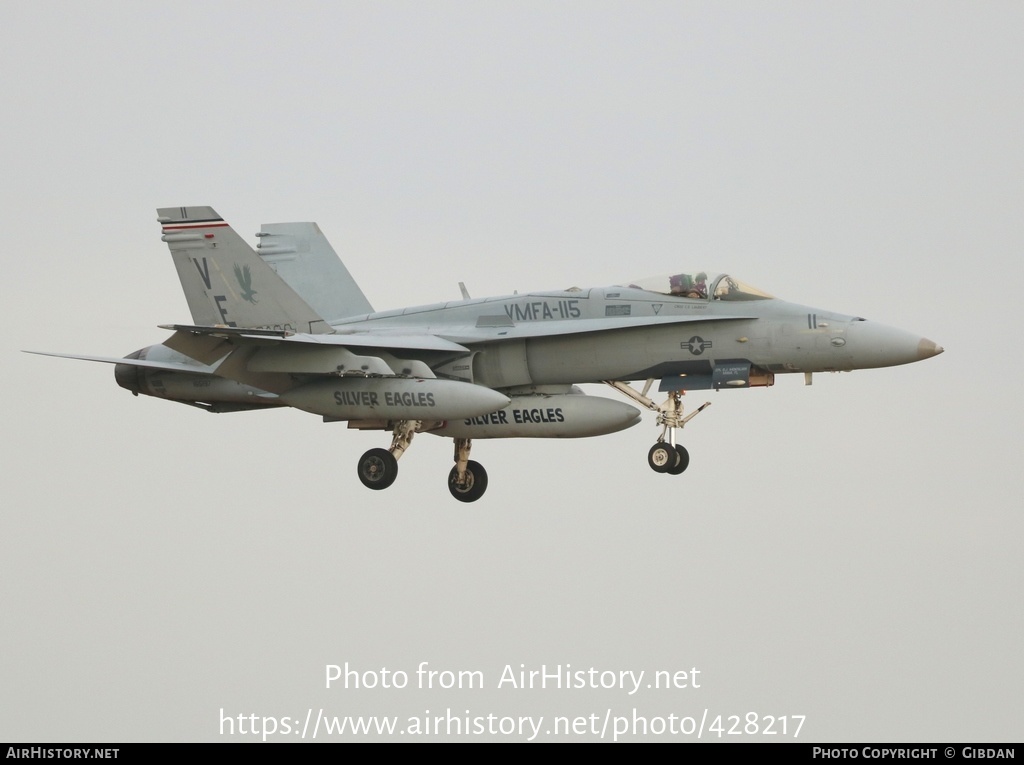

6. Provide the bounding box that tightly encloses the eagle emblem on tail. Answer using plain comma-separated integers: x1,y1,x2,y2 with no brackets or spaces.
233,263,258,304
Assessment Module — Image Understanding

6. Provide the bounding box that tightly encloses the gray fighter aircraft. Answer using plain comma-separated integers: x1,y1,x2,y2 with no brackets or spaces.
31,206,944,502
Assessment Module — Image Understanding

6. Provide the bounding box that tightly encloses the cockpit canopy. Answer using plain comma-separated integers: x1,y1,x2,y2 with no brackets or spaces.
620,273,774,301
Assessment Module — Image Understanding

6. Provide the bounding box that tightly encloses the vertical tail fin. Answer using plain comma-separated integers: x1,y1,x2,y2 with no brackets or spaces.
157,206,330,334
256,222,374,321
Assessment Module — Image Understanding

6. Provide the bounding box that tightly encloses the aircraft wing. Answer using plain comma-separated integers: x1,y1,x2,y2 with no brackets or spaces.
160,324,469,353
159,324,467,381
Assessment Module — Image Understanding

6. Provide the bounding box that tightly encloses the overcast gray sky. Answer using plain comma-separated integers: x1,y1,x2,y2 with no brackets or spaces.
2,1,1021,742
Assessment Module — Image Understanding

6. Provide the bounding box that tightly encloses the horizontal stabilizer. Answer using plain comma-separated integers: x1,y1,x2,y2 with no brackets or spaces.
24,350,216,374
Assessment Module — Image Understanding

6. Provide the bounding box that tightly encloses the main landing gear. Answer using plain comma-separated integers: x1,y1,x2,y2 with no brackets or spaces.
355,423,489,502
604,380,710,476
356,419,416,491
448,438,488,503
357,447,399,489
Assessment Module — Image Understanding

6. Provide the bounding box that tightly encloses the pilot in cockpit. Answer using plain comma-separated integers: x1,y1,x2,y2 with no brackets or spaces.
669,272,708,299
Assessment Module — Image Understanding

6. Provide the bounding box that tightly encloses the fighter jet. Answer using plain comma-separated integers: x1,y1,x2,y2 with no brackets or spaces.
30,206,944,502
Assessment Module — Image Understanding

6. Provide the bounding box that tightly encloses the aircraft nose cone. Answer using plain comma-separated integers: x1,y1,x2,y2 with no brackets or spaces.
917,337,944,360
846,322,943,369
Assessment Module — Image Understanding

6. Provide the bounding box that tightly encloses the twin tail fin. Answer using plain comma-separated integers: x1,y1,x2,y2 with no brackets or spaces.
157,206,331,334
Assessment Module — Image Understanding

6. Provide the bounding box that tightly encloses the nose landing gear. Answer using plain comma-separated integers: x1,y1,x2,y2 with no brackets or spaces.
648,442,690,474
605,380,708,476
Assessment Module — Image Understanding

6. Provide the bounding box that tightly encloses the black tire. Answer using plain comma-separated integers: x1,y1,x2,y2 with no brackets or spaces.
666,444,690,475
647,443,674,473
448,460,488,503
357,448,398,490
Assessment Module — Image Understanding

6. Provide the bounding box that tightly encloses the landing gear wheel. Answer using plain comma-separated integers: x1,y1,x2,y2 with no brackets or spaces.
647,443,674,473
448,460,488,503
666,444,690,475
357,448,398,490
